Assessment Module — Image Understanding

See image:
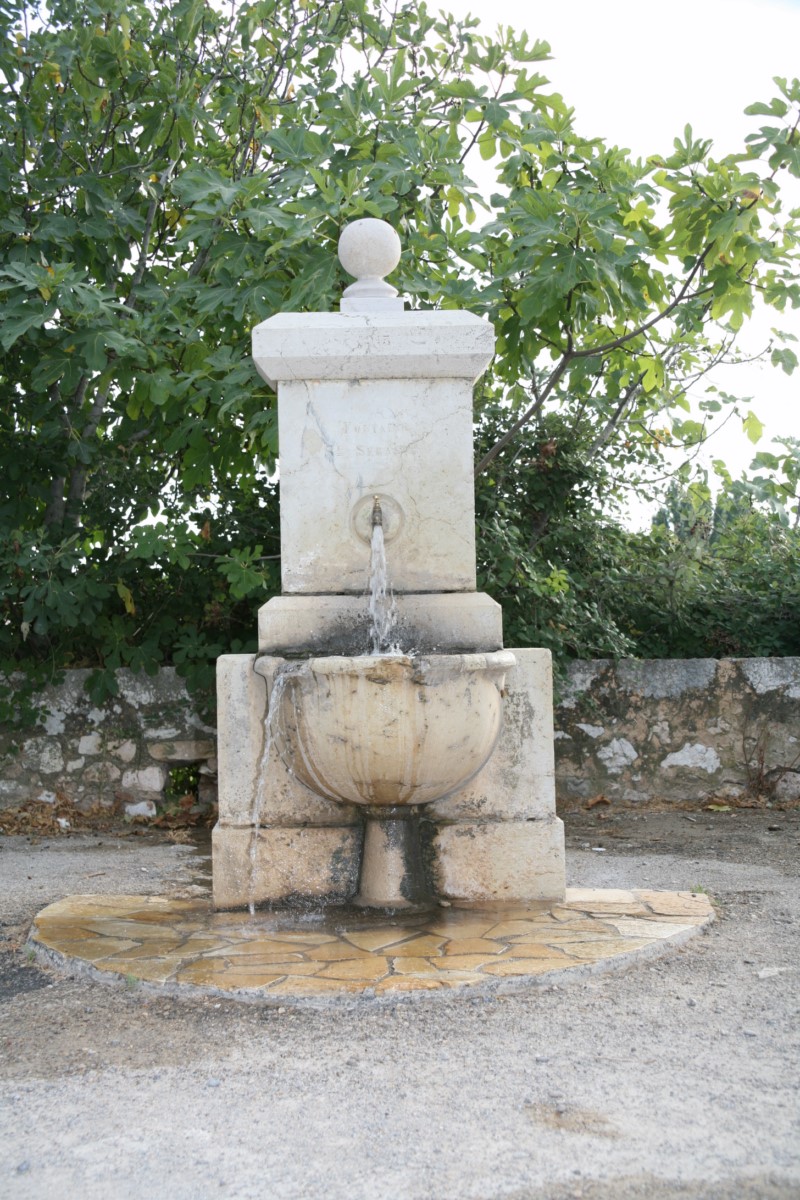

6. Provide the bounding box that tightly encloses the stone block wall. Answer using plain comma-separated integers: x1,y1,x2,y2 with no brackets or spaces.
0,669,216,816
1,658,798,816
555,658,800,808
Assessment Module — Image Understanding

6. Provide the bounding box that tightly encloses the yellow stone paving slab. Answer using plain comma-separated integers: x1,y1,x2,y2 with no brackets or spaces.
442,938,506,955
483,920,554,940
205,945,307,962
482,958,574,976
389,957,441,976
436,973,490,987
38,935,140,961
636,890,713,917
341,928,425,952
37,896,145,919
175,958,285,986
374,976,443,993
386,935,446,957
426,919,501,940
101,942,186,961
178,964,291,984
605,918,697,940
316,957,389,982
266,976,357,995
434,954,500,971
343,921,429,950
252,932,339,945
72,919,168,939
175,935,235,953
510,927,617,944
558,938,654,960
261,960,323,976
305,942,375,961
501,943,573,960
105,957,190,983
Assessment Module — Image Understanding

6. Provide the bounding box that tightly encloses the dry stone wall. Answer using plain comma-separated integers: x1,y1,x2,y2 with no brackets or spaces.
555,657,800,809
0,669,216,816
1,658,798,815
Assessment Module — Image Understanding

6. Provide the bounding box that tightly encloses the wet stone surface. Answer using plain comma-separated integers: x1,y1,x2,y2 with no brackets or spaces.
29,888,713,1003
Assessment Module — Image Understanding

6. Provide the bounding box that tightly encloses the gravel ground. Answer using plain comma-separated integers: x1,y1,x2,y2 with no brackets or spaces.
0,810,798,1200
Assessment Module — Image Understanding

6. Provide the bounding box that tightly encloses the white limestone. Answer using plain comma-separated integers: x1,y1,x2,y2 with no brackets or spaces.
274,375,479,593
252,310,494,385
597,738,639,774
269,651,514,808
576,723,605,739
430,648,557,821
432,816,565,902
660,743,722,773
216,655,355,827
21,738,64,774
338,217,403,314
121,766,166,792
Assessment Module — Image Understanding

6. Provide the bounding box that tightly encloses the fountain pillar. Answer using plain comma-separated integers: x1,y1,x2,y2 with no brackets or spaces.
212,218,565,910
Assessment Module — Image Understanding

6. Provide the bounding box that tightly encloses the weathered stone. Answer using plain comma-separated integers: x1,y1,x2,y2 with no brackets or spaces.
616,657,718,699
148,739,215,763
125,800,157,819
212,824,362,909
43,709,66,735
82,762,121,785
21,738,63,774
555,656,800,806
431,817,565,902
121,766,166,792
78,734,102,755
738,658,800,698
660,743,722,773
108,739,137,763
65,757,85,772
597,738,639,774
258,592,503,656
430,648,557,823
216,655,357,827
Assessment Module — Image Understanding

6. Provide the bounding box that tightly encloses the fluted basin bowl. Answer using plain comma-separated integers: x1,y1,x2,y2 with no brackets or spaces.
272,651,516,808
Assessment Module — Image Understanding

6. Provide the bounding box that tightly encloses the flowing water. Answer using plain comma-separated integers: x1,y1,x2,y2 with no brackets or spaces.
367,520,398,655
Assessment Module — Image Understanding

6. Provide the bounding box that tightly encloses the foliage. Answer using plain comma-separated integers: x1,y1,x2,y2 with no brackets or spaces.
477,459,800,669
1,0,799,718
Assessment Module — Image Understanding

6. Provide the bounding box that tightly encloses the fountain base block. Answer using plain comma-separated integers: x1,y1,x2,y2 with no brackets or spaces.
213,647,565,910
257,592,504,657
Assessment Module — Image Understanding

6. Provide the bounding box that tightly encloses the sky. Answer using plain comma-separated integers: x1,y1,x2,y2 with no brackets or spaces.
438,0,800,494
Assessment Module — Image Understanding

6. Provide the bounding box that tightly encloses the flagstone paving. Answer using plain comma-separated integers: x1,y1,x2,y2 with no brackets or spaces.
29,888,713,1002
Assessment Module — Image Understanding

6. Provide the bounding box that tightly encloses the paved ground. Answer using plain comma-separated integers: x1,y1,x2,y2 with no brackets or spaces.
0,810,798,1200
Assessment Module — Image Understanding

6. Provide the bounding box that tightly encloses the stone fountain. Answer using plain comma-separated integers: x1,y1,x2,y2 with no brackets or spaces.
212,217,566,912
27,220,715,1003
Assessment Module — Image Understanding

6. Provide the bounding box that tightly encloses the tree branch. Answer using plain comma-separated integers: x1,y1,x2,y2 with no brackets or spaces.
474,353,572,477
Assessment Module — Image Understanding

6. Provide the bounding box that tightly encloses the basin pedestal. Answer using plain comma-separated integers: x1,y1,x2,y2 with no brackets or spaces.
356,808,429,909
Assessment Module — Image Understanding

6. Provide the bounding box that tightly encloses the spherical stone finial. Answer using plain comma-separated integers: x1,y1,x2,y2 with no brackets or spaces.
338,218,401,281
338,218,404,313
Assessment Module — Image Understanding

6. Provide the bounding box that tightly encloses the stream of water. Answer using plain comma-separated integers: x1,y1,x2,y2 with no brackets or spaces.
367,519,398,655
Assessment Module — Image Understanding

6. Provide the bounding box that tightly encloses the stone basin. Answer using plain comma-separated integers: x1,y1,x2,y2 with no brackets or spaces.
271,651,516,809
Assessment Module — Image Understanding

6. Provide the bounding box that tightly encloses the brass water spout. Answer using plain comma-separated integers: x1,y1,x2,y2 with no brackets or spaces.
371,495,383,528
